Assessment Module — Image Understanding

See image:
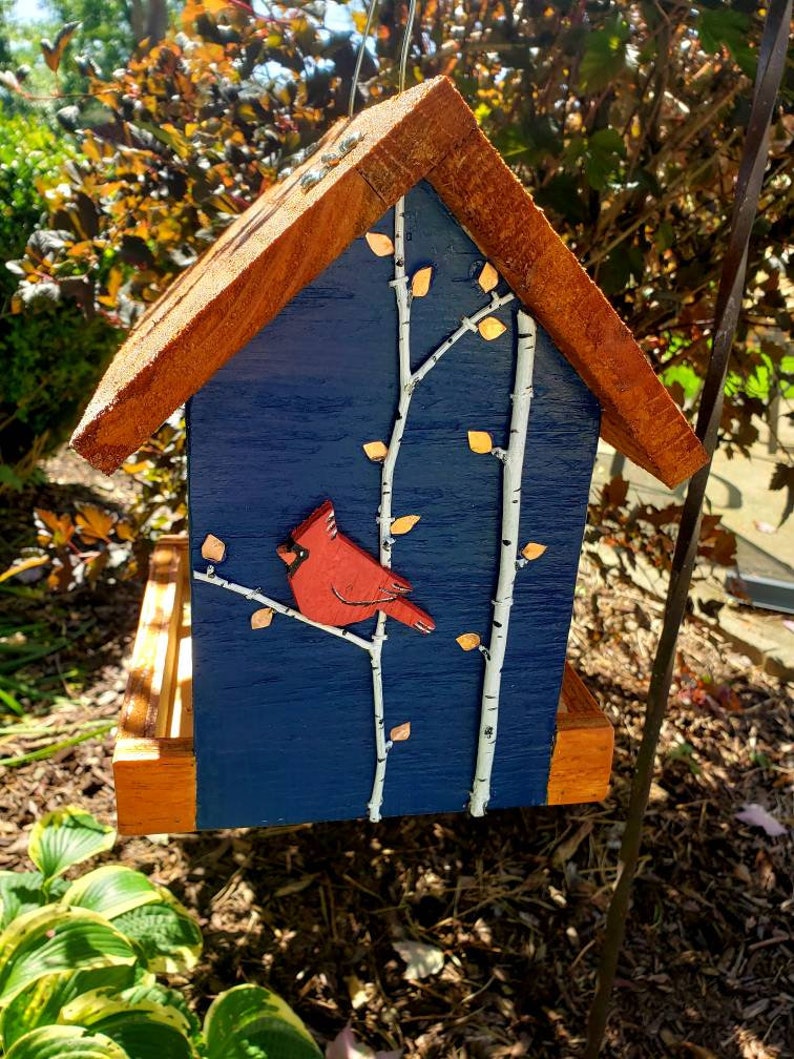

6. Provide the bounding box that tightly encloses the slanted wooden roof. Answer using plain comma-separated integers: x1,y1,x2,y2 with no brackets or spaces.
72,76,705,488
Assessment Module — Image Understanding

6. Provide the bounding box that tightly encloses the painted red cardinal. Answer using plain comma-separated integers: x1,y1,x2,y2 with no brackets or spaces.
276,500,435,634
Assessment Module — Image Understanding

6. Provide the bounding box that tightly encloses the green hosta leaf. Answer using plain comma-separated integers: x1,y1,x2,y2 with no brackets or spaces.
4,1025,130,1059
0,874,47,932
118,983,200,1042
579,17,632,92
204,984,322,1059
0,906,137,1008
62,867,163,920
28,809,115,882
61,989,195,1059
110,901,202,974
0,965,137,1050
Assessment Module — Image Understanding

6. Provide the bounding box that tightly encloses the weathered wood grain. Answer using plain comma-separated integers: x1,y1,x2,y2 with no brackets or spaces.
72,76,705,489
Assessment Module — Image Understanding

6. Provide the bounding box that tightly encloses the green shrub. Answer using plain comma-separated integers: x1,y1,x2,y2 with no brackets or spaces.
0,807,322,1058
0,116,120,486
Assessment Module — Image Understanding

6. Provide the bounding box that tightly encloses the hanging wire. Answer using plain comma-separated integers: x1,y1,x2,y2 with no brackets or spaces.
348,0,378,118
348,0,419,118
399,0,419,93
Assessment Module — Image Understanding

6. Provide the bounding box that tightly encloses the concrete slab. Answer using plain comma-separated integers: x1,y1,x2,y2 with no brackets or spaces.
590,411,794,682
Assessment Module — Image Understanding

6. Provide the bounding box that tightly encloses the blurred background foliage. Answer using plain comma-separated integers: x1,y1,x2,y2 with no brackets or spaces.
0,0,792,495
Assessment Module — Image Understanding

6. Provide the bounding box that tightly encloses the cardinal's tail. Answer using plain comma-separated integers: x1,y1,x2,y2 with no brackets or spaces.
381,596,435,634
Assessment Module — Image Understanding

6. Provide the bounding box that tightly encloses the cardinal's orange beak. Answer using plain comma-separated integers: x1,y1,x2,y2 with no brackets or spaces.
276,542,297,566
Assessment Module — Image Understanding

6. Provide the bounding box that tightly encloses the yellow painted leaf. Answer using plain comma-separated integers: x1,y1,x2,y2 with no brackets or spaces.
250,607,274,630
365,232,394,257
478,317,507,341
201,533,226,563
390,722,412,742
467,430,493,454
411,266,433,297
363,440,388,462
391,515,420,535
521,542,548,561
75,505,115,544
478,262,499,292
456,632,481,651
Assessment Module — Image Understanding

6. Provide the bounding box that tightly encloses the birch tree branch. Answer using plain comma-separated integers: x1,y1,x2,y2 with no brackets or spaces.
469,310,537,817
411,291,515,388
193,567,374,653
367,195,412,823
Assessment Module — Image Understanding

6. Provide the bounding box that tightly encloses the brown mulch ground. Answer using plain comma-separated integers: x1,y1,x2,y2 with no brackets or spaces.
1,469,792,1059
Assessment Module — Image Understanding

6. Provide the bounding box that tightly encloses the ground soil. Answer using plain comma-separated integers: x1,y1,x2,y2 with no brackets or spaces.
1,462,792,1059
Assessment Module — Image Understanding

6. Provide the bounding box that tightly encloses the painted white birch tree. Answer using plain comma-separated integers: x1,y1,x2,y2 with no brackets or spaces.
463,310,540,817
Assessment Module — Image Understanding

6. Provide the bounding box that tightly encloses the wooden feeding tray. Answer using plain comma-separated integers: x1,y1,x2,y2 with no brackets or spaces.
114,538,614,835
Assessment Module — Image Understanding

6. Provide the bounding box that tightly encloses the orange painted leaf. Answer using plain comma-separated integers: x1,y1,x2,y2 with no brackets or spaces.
521,542,548,561
478,317,507,341
201,533,227,563
456,632,481,651
391,515,420,535
467,430,493,454
365,232,394,257
390,722,412,742
75,505,115,544
478,262,499,292
363,440,388,462
250,607,274,630
411,266,433,297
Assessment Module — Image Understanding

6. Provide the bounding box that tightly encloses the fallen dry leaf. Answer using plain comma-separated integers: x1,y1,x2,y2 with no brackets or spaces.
735,803,787,837
392,940,444,980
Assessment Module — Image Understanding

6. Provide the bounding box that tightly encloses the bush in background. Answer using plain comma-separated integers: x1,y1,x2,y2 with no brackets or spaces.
0,116,119,487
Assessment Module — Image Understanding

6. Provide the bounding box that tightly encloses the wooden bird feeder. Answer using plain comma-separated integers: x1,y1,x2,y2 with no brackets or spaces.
73,77,706,835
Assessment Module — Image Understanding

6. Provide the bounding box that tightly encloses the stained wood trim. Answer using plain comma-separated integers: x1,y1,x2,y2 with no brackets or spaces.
113,536,196,834
546,664,614,805
72,77,705,488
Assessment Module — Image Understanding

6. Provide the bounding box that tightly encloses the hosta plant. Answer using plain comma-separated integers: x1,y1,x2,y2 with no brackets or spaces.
0,807,322,1058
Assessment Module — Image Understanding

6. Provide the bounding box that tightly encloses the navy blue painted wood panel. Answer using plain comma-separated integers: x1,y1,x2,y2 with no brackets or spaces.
188,181,601,829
